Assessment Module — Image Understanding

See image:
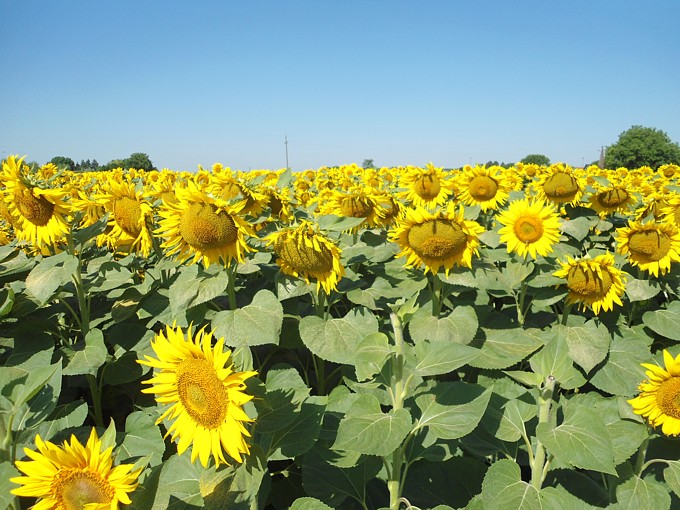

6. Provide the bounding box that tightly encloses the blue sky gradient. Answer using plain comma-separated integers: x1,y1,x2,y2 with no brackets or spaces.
1,1,679,171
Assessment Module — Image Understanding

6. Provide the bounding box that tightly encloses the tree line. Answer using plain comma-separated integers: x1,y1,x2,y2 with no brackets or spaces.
48,152,155,172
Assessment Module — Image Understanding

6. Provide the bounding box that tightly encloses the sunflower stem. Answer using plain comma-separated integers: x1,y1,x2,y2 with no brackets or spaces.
634,434,650,476
226,261,237,310
388,311,407,510
430,273,443,317
517,278,527,325
86,373,105,429
560,302,572,326
530,375,556,490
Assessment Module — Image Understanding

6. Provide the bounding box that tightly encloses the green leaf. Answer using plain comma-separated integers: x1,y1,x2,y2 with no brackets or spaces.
302,446,382,508
61,328,108,376
87,260,133,292
625,278,660,302
414,340,479,377
530,333,586,390
0,286,14,317
0,461,20,510
333,394,412,456
73,213,109,246
536,403,617,475
615,475,671,510
664,460,680,498
470,327,544,370
169,264,230,316
118,411,166,468
290,498,333,510
268,396,326,460
24,252,78,305
409,305,478,345
642,300,680,340
552,320,610,373
481,459,542,510
415,382,492,440
212,289,283,347
561,216,592,241
30,401,88,442
299,307,378,364
316,214,366,232
351,332,393,382
132,454,203,509
255,367,309,434
590,326,653,397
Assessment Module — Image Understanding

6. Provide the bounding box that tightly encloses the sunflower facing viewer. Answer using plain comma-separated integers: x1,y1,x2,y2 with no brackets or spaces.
138,324,257,467
496,198,561,259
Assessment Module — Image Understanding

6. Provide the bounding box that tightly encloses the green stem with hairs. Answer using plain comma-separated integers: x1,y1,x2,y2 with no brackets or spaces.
531,375,556,490
388,311,407,510
226,261,238,310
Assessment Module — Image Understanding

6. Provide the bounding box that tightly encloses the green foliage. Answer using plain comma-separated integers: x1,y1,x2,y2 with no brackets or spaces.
605,125,680,169
520,154,550,166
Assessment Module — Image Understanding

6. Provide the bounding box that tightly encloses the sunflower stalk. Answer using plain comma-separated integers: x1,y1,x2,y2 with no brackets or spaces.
530,375,556,490
226,260,238,309
388,311,408,510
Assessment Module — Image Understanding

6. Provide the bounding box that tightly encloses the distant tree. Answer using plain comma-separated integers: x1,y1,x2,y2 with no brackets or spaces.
126,152,155,171
91,159,99,169
520,154,550,166
362,158,375,169
49,156,76,170
605,126,680,169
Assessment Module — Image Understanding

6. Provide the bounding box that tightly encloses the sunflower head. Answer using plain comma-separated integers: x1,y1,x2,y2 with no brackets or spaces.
616,220,680,277
553,253,626,315
398,163,454,209
496,198,561,259
533,163,586,206
139,324,257,467
456,164,510,212
11,428,142,509
389,203,484,275
629,350,680,436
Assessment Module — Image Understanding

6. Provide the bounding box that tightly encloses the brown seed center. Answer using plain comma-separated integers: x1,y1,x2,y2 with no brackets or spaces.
469,175,498,201
15,189,55,226
413,175,441,200
543,173,578,200
112,197,142,238
567,266,613,297
179,202,239,250
176,358,228,429
597,188,629,208
656,376,680,420
276,234,335,274
56,469,114,510
514,216,544,244
340,196,372,218
628,230,671,261
407,219,468,260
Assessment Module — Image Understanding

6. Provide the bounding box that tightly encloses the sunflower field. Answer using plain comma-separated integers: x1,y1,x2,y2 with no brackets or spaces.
3,155,680,509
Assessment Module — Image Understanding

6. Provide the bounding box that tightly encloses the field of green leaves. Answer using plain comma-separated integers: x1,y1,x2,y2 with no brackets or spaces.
2,156,680,509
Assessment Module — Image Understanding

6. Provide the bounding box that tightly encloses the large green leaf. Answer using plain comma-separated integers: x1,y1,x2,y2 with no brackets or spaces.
470,327,544,370
24,252,78,305
530,332,585,390
414,340,480,377
299,307,378,364
212,289,283,347
664,460,680,498
615,475,671,510
118,411,166,468
255,367,310,434
169,264,230,316
131,453,203,509
415,382,492,440
642,300,680,341
290,498,333,510
409,305,478,346
351,332,393,382
536,403,617,475
0,461,20,510
480,459,542,510
553,319,610,373
333,394,412,456
267,396,326,460
60,328,108,376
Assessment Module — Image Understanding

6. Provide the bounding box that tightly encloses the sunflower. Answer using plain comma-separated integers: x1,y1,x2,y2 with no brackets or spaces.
456,165,510,212
398,163,454,209
588,181,637,218
156,182,255,267
616,220,680,277
533,163,586,206
94,179,154,256
389,203,484,275
496,198,561,259
1,155,71,249
629,350,680,436
11,427,141,509
553,253,626,315
138,324,257,467
319,186,386,231
266,220,344,294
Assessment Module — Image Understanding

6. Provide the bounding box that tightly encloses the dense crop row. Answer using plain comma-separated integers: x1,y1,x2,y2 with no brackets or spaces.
2,157,680,509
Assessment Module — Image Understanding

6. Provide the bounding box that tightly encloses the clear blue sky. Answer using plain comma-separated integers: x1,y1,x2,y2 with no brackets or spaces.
1,1,679,172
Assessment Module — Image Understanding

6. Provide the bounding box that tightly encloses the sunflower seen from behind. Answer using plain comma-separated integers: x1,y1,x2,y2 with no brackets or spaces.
266,220,344,294
11,427,141,509
553,253,626,315
156,181,255,267
389,203,484,276
496,198,561,260
616,220,680,277
138,324,257,467
629,350,680,436
1,155,71,250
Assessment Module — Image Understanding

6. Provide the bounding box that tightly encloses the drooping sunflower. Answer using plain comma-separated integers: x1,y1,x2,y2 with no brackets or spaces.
398,163,455,208
156,182,255,267
553,253,626,315
588,181,637,218
11,428,141,509
138,324,257,467
1,155,71,249
616,220,680,277
94,178,155,256
629,350,680,436
318,186,387,231
496,198,561,259
456,164,510,212
389,203,484,275
265,220,344,294
533,163,586,206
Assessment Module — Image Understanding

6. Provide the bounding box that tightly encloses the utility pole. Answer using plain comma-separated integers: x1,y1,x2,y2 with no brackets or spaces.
284,135,289,170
